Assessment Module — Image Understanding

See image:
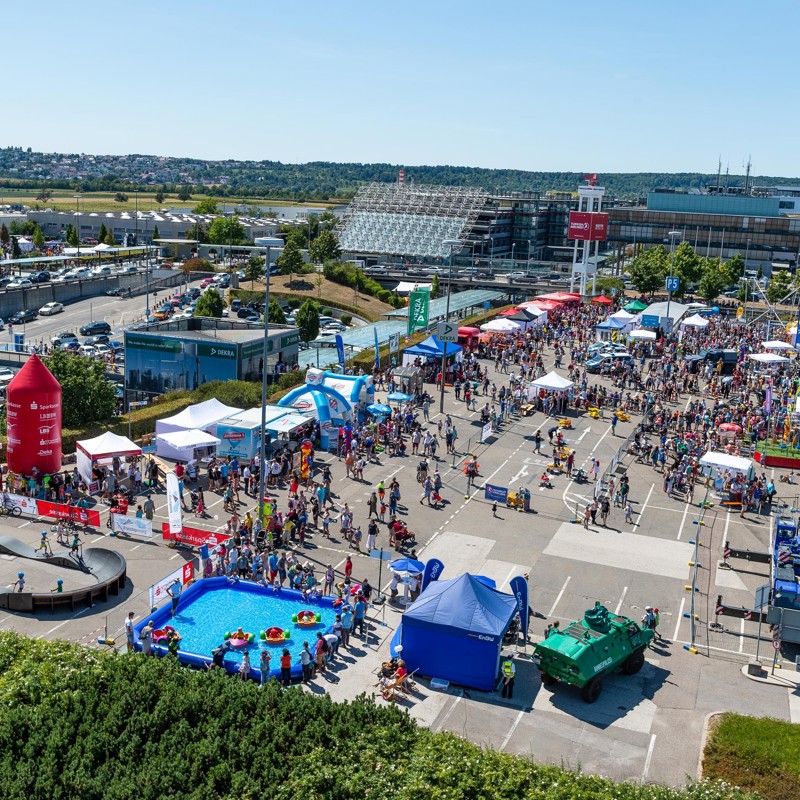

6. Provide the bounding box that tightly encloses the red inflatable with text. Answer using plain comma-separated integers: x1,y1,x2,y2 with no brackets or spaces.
5,355,62,475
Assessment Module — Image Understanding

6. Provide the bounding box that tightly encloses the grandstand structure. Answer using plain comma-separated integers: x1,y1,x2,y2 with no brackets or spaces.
336,182,487,260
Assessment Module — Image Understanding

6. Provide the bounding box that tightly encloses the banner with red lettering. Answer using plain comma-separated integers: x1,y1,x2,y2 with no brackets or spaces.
37,500,101,527
161,522,230,549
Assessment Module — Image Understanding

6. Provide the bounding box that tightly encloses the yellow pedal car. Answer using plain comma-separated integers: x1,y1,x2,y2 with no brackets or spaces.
557,418,573,429
587,406,601,419
615,410,631,422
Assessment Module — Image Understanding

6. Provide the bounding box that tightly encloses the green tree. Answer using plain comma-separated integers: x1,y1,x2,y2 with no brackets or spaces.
151,224,160,243
308,229,341,263
97,223,107,244
114,192,128,203
268,299,286,324
180,258,212,273
65,224,79,247
177,185,192,201
208,215,247,245
244,255,264,285
281,224,308,249
0,223,8,246
104,228,117,246
295,298,320,342
670,241,702,295
313,271,324,298
44,349,117,427
697,264,726,304
721,254,745,285
10,236,21,259
186,221,209,244
154,189,165,205
35,188,52,203
766,269,792,304
276,240,304,283
193,197,219,215
593,277,625,295
195,288,224,318
628,245,667,294
430,273,440,298
32,224,45,251
319,209,338,230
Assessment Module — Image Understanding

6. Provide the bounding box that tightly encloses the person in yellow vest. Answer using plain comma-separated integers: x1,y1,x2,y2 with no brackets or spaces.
500,656,516,698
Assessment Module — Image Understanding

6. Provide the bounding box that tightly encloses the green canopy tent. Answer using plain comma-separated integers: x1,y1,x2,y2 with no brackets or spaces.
624,299,648,313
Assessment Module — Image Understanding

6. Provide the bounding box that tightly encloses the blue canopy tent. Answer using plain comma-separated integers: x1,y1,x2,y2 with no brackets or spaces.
404,335,463,361
398,573,518,691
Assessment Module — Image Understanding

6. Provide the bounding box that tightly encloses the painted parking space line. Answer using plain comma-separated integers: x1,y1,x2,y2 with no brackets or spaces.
547,576,571,618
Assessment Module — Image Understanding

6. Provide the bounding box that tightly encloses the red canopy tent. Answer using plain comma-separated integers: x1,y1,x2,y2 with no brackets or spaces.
592,295,613,305
534,292,581,304
527,299,562,311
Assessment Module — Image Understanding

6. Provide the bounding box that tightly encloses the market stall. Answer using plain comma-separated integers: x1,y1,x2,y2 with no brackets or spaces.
155,429,221,463
215,406,296,460
155,398,243,439
479,318,521,334
402,335,463,367
76,431,142,490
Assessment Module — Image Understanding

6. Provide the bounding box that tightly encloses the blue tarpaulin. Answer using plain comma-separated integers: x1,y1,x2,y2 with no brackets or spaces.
400,573,518,691
404,335,463,360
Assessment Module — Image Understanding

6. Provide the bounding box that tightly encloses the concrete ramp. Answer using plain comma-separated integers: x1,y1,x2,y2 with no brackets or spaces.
0,535,82,571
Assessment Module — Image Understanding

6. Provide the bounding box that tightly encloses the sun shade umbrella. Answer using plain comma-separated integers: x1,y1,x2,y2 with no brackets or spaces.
367,402,392,415
387,391,413,402
389,558,425,576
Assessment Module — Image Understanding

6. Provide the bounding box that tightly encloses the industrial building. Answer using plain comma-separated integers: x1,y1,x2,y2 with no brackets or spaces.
335,181,577,265
124,318,300,396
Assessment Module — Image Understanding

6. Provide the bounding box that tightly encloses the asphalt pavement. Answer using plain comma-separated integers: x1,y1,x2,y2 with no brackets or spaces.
0,331,796,787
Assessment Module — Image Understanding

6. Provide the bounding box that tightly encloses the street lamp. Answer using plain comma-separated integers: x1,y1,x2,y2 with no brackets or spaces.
439,238,461,413
666,230,682,333
257,237,284,525
73,194,82,259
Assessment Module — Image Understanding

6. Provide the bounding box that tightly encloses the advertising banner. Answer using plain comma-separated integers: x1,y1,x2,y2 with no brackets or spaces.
166,472,183,534
111,514,154,538
481,421,492,442
373,327,380,367
509,575,530,639
148,561,194,609
568,211,609,242
4,493,38,515
388,333,400,353
335,334,346,371
484,484,509,504
421,558,445,592
407,289,430,335
37,500,101,527
161,522,230,549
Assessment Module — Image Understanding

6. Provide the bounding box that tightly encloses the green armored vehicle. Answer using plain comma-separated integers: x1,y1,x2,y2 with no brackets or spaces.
533,602,653,703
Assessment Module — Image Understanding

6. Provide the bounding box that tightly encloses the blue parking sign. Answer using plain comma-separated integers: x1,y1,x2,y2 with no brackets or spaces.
665,276,680,292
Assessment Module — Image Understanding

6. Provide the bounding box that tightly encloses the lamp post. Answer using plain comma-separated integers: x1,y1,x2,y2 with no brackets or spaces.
257,237,284,524
665,230,682,334
134,189,139,248
73,194,82,260
439,238,461,413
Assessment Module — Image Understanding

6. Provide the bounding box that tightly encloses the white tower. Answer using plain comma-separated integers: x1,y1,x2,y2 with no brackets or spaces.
569,175,607,297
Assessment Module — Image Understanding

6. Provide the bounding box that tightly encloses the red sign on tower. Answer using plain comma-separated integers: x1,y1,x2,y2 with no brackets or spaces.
568,211,609,242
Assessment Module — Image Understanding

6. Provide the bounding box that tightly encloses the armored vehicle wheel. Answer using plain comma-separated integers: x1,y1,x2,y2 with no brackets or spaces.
540,672,557,689
581,677,603,703
622,649,645,675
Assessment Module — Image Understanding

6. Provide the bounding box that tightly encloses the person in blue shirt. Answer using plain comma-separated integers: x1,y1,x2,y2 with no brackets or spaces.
340,606,353,648
353,596,366,638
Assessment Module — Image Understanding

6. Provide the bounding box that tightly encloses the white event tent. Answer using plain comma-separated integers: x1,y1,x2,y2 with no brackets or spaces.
762,340,794,351
749,352,790,364
156,398,243,437
699,451,755,480
76,431,142,486
156,429,221,462
527,370,573,401
480,318,521,333
681,314,709,328
628,329,656,341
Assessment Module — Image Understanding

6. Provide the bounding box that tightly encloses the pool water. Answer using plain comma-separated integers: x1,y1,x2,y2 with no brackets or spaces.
141,579,339,678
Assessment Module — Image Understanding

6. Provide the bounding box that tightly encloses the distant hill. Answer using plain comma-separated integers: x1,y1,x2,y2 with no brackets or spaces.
0,146,797,201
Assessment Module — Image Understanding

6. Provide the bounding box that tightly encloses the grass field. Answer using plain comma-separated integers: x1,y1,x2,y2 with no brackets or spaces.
703,712,800,799
0,188,335,214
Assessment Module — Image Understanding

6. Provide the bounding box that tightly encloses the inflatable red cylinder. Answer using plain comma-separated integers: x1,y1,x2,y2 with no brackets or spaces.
5,355,62,476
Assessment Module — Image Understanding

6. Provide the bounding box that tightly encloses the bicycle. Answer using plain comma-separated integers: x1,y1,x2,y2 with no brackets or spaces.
0,502,22,518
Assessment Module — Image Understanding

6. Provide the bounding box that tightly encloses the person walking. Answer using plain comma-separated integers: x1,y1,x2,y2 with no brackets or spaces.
124,611,136,653
299,641,314,683
534,430,543,454
259,648,272,686
166,577,182,617
583,504,591,529
624,500,634,526
143,495,155,522
500,656,516,698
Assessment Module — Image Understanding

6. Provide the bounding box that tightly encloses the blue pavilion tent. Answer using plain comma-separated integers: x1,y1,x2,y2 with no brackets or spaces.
399,573,517,690
403,335,462,360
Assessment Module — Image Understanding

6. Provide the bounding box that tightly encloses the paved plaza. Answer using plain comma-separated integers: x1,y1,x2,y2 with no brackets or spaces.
0,344,797,787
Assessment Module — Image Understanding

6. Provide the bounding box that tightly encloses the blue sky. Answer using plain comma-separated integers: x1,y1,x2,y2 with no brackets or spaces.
6,1,798,176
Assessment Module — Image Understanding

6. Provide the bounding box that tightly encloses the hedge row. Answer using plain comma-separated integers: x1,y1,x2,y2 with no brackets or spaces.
0,632,755,800
230,287,381,323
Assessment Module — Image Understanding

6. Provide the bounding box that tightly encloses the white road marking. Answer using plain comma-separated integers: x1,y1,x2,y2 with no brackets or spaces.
739,618,745,653
436,694,463,732
674,597,685,641
636,483,655,527
500,709,525,751
614,586,628,615
675,502,691,540
576,428,589,443
591,425,612,454
548,576,571,618
642,734,657,782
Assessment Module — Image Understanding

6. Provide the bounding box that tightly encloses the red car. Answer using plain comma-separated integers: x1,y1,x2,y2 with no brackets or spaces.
200,278,214,288
170,295,184,307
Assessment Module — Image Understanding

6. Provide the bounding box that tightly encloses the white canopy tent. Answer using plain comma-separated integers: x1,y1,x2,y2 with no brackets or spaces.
762,340,794,351
609,309,637,323
479,318,521,333
628,329,656,341
749,352,790,364
394,281,432,295
518,302,548,317
527,370,573,402
156,398,244,438
76,431,142,486
699,451,755,480
263,412,313,436
156,429,221,462
681,314,709,328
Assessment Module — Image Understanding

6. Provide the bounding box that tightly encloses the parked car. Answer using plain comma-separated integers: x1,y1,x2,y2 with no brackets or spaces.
7,279,33,289
79,321,112,336
77,345,97,358
84,334,110,346
0,367,16,385
31,271,51,283
108,340,124,352
9,309,37,324
62,341,81,352
230,298,242,313
115,265,138,275
39,302,64,316
0,278,13,288
52,332,78,347
91,266,112,276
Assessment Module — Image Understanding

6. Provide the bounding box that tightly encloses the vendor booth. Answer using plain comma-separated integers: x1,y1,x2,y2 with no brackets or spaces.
155,429,220,463
458,326,481,349
76,431,142,490
624,299,648,313
216,406,297,460
595,316,630,341
527,370,573,402
699,451,755,481
155,398,243,439
505,307,546,330
628,328,656,341
749,352,790,365
391,365,423,395
479,318,521,334
680,313,709,329
402,335,463,367
397,573,518,691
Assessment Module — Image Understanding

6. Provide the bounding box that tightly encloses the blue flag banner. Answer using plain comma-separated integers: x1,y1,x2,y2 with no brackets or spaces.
509,575,529,639
373,327,380,368
484,484,508,504
335,334,346,371
421,558,445,592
